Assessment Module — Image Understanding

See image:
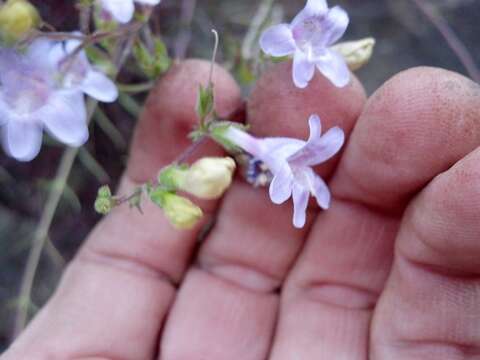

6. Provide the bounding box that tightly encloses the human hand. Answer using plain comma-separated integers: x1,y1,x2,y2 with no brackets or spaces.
3,59,480,360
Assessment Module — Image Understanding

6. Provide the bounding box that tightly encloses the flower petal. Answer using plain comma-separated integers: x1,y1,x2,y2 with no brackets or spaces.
291,0,328,29
304,168,331,209
27,38,57,69
41,91,88,146
288,123,344,167
101,0,135,23
306,114,322,142
136,0,161,5
224,126,264,159
260,24,296,57
269,164,293,204
81,70,118,102
322,6,349,46
293,50,315,89
316,49,350,87
312,174,331,209
292,183,309,228
2,121,43,161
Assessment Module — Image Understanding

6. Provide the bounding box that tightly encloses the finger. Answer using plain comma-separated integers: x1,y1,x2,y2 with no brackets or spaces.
2,60,242,360
371,147,480,359
159,61,366,359
270,68,480,359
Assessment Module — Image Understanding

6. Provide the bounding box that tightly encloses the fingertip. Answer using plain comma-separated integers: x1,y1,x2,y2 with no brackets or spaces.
127,59,242,182
332,66,480,209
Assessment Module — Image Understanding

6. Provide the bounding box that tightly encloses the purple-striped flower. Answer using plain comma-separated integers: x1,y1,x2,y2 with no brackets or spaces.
260,0,350,89
99,0,162,24
224,114,344,228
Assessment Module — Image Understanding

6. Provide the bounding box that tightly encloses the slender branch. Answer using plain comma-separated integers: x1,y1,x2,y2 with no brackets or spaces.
12,22,143,338
410,0,480,83
117,81,155,94
174,0,197,59
13,146,80,336
79,2,92,34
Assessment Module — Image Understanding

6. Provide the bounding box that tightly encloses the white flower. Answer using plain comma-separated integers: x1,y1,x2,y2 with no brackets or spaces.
260,0,350,89
100,0,162,24
224,115,344,228
0,43,88,161
47,36,118,103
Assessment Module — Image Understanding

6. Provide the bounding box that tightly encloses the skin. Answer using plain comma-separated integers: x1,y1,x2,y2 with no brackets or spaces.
2,59,480,360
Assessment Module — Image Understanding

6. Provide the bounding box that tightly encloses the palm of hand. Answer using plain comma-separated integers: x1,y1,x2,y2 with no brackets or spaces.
4,60,480,360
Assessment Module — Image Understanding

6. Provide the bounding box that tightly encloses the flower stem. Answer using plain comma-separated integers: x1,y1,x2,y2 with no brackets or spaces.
12,19,145,338
13,146,79,337
117,81,155,94
410,0,480,83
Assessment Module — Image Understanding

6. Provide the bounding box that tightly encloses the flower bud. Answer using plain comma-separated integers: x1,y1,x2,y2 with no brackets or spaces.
0,0,40,43
94,197,113,215
331,37,376,71
161,193,203,229
181,157,236,200
97,185,112,198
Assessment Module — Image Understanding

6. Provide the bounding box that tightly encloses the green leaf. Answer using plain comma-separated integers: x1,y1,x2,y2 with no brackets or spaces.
196,84,214,121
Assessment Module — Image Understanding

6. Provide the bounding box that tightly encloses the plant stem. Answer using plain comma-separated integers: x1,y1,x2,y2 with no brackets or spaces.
13,146,79,337
12,20,144,337
411,0,480,83
117,81,155,94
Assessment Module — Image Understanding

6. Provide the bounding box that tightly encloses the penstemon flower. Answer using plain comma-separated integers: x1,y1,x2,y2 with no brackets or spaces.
99,0,161,24
48,36,118,103
260,0,350,89
0,43,88,161
223,115,344,228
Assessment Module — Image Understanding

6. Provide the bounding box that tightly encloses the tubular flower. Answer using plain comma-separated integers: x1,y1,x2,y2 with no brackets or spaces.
224,115,344,228
260,0,350,89
0,44,88,161
99,0,162,24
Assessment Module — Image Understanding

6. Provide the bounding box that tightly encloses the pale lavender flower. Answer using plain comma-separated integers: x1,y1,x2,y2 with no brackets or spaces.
100,0,162,23
48,36,118,103
224,115,344,228
0,42,88,161
260,0,350,89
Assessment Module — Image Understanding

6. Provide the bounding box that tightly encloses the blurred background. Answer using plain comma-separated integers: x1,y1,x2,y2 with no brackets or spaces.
0,0,478,351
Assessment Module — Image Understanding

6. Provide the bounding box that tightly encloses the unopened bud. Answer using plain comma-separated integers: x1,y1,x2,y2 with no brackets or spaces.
94,185,114,215
95,197,113,215
0,0,40,43
97,185,112,198
181,157,236,199
161,193,203,229
331,37,376,71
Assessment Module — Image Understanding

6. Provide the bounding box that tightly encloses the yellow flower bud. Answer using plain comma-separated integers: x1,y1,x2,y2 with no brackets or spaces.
0,0,40,43
162,193,203,230
179,157,236,200
331,37,376,71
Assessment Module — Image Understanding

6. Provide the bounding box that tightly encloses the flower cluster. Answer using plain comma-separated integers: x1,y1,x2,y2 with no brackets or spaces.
0,0,375,230
0,37,117,161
